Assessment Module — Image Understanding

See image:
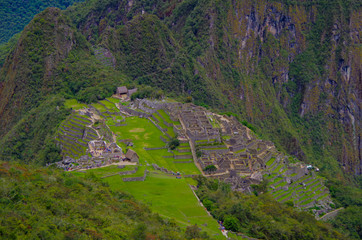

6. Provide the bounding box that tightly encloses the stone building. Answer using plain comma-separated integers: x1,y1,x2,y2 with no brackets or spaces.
125,149,139,163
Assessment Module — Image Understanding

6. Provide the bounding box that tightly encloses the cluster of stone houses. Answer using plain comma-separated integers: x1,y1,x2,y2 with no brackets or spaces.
124,100,280,188
55,138,139,171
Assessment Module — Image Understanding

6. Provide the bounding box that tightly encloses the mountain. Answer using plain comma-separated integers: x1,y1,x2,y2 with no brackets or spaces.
0,0,84,44
0,0,361,238
0,0,360,176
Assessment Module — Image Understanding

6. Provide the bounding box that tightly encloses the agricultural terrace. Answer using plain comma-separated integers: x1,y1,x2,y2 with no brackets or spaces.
103,172,224,239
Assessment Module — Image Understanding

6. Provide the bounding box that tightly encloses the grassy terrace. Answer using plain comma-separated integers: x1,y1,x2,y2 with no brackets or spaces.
234,148,246,154
106,116,125,126
106,97,120,104
64,99,88,110
157,109,180,125
108,117,200,175
266,157,276,167
273,164,283,173
267,172,330,207
72,114,92,125
222,135,231,140
56,112,97,158
174,151,193,155
100,100,119,112
73,165,137,178
208,115,220,128
271,177,284,185
153,113,175,138
103,172,223,238
92,103,108,112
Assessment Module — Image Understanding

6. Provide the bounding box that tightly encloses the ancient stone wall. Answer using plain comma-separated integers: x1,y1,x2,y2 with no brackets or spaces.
122,170,147,182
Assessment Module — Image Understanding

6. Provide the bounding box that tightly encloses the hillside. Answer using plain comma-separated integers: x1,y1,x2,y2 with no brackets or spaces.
0,161,211,239
0,0,84,44
0,0,360,178
0,0,361,238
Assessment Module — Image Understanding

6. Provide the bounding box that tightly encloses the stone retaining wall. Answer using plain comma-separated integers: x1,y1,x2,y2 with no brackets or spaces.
122,170,147,182
149,117,166,133
177,148,191,153
201,148,229,154
144,147,166,150
118,167,138,176
160,136,168,143
119,105,151,118
174,155,193,159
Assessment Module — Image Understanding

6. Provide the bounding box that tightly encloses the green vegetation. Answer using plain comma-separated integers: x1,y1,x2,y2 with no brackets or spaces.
0,0,84,44
326,178,362,239
0,96,70,164
168,137,180,150
64,99,88,110
195,176,344,239
74,165,137,178
0,0,361,238
204,165,217,173
0,33,20,67
109,116,200,175
0,161,211,239
104,172,222,238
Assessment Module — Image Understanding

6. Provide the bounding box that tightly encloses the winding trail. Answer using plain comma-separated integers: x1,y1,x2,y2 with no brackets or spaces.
317,207,344,221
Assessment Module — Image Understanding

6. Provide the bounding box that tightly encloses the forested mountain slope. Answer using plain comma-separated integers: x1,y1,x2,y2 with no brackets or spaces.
0,0,361,177
0,0,84,44
0,161,205,239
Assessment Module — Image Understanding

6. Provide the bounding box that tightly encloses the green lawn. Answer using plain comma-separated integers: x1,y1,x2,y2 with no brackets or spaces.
157,109,180,124
208,115,220,128
103,172,223,238
92,103,108,112
106,97,120,104
73,165,137,178
153,113,175,137
64,99,88,110
266,157,276,167
273,164,283,173
100,100,119,112
108,117,200,175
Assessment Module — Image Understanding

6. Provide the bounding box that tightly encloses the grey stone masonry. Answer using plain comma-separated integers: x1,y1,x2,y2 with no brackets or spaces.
174,154,193,159
144,147,167,150
122,170,147,182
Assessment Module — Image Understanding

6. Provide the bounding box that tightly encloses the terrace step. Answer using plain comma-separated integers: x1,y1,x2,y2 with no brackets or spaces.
63,124,84,133
70,116,92,126
67,119,87,129
279,193,293,203
60,134,88,147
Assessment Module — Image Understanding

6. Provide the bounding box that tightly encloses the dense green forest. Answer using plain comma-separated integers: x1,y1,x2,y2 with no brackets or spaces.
0,0,84,44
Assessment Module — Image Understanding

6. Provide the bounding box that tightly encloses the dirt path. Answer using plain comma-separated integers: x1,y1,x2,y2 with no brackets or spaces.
75,161,137,172
317,207,344,221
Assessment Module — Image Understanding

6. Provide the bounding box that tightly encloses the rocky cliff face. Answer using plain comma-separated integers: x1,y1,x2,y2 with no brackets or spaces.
0,0,360,175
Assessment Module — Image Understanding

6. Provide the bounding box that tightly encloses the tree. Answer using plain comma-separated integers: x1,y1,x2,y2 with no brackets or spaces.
168,138,180,150
223,216,240,232
185,224,201,240
203,165,217,173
